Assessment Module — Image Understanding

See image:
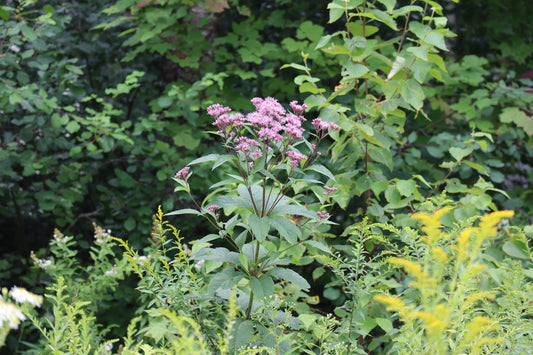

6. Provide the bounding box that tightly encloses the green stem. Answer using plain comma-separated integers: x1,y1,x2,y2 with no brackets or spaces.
245,291,254,320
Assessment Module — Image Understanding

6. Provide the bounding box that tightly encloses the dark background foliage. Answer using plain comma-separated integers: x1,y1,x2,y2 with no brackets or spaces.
1,0,531,313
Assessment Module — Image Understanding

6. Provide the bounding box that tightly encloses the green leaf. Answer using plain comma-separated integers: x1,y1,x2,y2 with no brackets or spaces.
425,31,448,51
124,216,136,231
66,121,81,133
189,153,220,165
0,7,9,21
164,208,200,216
305,240,332,254
270,215,301,244
396,179,416,197
9,93,22,105
449,146,473,161
43,5,55,14
400,79,425,110
250,274,274,300
20,24,37,41
269,267,310,291
500,107,533,136
377,0,395,12
376,317,393,332
464,161,489,175
371,180,389,197
343,63,369,78
306,164,336,181
502,240,530,259
248,214,270,242
230,320,254,354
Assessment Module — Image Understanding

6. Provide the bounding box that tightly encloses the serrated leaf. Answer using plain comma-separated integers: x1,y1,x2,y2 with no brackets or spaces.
270,215,301,244
269,267,310,291
306,164,336,181
248,214,270,242
189,154,220,165
396,179,416,197
305,240,332,254
449,146,473,162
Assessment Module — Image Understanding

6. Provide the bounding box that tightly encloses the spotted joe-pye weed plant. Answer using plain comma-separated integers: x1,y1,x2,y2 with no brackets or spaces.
168,97,340,320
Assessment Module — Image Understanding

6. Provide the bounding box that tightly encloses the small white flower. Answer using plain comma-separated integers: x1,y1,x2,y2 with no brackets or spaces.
105,265,118,276
104,343,113,352
0,300,26,329
10,287,43,307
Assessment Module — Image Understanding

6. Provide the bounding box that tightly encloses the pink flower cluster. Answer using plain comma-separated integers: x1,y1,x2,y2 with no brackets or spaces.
287,150,306,167
209,104,245,135
207,97,308,146
175,166,190,180
317,210,330,219
323,185,338,196
312,118,340,132
207,205,219,213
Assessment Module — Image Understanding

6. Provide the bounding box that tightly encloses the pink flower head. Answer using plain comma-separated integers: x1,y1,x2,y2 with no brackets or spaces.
207,104,231,118
207,205,219,213
212,112,245,133
323,185,338,196
287,150,306,167
284,113,306,139
330,122,340,130
251,97,286,121
175,166,190,180
317,210,330,219
289,101,308,115
312,118,330,131
234,137,260,152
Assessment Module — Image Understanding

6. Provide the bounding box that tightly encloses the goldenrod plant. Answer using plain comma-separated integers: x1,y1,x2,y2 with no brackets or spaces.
374,208,526,354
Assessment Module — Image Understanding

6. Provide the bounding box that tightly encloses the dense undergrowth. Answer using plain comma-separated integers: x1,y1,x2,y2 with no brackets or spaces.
1,0,532,354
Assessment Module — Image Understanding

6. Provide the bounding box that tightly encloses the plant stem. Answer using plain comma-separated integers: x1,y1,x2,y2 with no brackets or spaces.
245,291,254,320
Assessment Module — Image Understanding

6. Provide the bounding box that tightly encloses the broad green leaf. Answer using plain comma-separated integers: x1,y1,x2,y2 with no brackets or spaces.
400,79,425,110
425,31,448,51
449,146,473,161
306,164,336,181
356,122,374,136
343,63,369,78
371,180,389,197
212,154,234,170
43,5,55,14
407,44,429,61
269,267,310,291
464,161,489,175
230,320,254,354
272,203,316,219
270,215,301,244
189,153,220,165
396,179,416,197
305,240,332,254
66,121,81,133
248,214,270,242
377,0,395,13
500,107,533,136
250,274,274,300
0,7,9,20
315,34,332,49
376,317,393,332
502,240,530,259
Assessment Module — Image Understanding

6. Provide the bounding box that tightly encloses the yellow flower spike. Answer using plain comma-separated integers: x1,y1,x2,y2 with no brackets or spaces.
462,316,499,345
389,257,424,279
373,295,408,313
412,207,450,245
478,210,514,239
463,291,495,310
432,247,448,264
